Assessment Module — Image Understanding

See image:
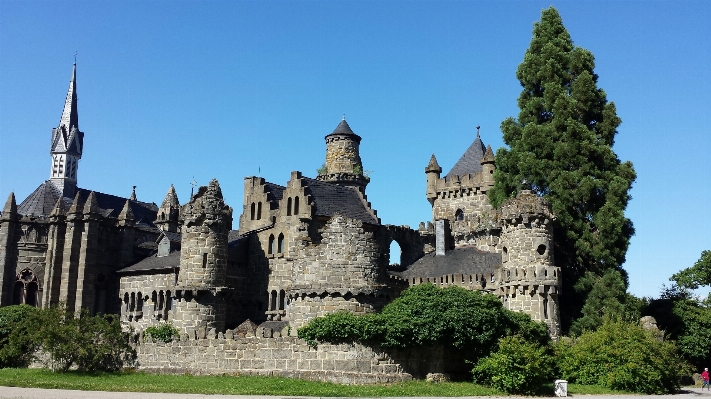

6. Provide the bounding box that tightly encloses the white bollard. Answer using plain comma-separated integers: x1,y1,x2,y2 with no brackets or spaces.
554,379,568,397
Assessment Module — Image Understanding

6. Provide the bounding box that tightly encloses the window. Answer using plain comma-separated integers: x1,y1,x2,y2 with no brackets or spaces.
537,244,546,256
278,233,284,253
455,209,464,221
13,269,39,307
286,198,292,216
250,203,255,220
270,290,277,311
268,234,275,255
543,298,549,319
279,290,285,310
257,202,262,220
293,197,299,214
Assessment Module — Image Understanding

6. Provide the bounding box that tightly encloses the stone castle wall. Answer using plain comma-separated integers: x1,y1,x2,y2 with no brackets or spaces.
120,271,176,331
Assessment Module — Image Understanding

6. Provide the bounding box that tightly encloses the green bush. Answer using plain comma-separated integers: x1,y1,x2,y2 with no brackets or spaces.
556,319,690,394
472,335,555,395
145,322,180,343
0,305,41,367
0,305,135,372
298,284,550,362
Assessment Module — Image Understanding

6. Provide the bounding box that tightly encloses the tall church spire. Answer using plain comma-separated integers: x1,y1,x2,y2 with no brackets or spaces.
49,63,84,198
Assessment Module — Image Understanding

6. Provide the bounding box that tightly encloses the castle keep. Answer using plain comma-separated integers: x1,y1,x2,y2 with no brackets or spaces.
0,65,561,381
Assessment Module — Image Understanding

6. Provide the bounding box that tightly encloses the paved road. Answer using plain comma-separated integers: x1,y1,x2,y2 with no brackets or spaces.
1,387,711,399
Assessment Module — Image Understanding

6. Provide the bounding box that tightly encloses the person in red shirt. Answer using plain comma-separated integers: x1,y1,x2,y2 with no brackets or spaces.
702,368,710,390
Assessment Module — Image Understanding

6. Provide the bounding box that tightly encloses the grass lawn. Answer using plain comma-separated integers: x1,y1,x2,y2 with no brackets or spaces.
0,368,631,396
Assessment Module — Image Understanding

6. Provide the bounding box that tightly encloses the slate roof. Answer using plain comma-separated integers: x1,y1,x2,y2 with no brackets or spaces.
391,246,501,279
446,134,486,179
325,119,362,142
17,180,158,222
117,250,180,274
264,182,285,202
302,177,379,225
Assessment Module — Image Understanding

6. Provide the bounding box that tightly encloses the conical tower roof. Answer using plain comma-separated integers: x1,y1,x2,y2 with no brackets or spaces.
446,128,486,178
325,117,361,142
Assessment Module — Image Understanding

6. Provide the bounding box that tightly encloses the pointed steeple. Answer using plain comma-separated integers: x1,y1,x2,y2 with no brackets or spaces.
425,154,442,174
482,145,495,164
156,185,180,232
58,63,79,134
49,63,84,198
446,127,487,178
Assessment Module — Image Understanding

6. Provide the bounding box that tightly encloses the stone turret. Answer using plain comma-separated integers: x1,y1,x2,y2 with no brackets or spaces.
497,190,560,338
316,118,369,192
155,185,180,233
425,154,442,205
481,145,495,187
49,63,84,198
174,179,232,334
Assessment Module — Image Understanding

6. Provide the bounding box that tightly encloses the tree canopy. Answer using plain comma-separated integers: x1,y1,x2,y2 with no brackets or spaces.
671,250,711,291
488,7,636,331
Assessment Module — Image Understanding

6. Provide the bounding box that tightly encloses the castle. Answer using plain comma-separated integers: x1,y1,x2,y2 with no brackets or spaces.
0,65,561,378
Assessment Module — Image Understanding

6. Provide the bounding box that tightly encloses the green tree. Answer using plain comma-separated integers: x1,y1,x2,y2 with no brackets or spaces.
571,269,628,335
671,250,711,291
488,7,636,331
557,320,690,394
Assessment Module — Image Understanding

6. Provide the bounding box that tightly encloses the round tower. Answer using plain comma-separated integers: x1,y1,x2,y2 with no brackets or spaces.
425,154,442,205
497,190,560,338
316,117,369,192
480,145,496,188
174,179,232,334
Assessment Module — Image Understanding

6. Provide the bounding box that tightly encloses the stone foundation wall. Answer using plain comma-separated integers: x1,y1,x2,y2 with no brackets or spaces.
135,336,414,384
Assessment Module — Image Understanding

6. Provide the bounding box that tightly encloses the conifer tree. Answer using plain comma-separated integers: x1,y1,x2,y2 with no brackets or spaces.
489,7,636,331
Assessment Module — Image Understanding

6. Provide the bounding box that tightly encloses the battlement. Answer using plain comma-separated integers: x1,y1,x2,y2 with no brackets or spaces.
497,190,555,225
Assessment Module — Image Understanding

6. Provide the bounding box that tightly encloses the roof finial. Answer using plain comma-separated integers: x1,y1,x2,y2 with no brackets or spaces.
190,177,198,198
74,51,77,65
476,125,480,138
342,114,345,121
130,186,137,201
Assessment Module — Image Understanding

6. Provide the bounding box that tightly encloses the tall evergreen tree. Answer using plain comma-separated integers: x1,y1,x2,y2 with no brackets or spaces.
489,7,636,331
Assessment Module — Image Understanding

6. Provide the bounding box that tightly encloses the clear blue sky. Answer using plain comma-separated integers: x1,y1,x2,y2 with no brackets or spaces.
1,1,709,299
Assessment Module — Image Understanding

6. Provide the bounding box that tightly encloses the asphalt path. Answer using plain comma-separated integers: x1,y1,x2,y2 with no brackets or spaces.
1,387,711,399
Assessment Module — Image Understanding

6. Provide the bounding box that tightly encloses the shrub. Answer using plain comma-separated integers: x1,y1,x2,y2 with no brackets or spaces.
145,322,180,343
298,284,550,362
0,305,135,372
556,319,690,394
0,305,41,367
472,335,555,395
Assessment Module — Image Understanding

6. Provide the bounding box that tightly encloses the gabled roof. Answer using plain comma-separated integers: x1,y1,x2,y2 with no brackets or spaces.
302,177,379,225
391,246,501,279
116,250,180,274
17,180,158,222
264,182,285,202
445,133,486,178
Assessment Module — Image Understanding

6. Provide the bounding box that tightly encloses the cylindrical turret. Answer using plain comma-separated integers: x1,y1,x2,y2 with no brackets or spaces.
178,179,232,288
425,154,442,205
317,118,369,192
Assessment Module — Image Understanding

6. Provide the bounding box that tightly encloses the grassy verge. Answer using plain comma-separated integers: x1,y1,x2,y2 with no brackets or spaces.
0,368,632,396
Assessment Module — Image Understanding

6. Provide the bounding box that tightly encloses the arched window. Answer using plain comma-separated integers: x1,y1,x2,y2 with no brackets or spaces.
137,292,143,313
543,297,549,319
293,197,299,215
124,293,129,312
250,203,255,220
279,290,285,310
270,290,277,311
257,202,262,220
130,293,136,312
13,269,40,307
278,233,284,253
152,291,158,311
286,198,292,216
455,209,464,221
268,234,275,255
165,290,172,320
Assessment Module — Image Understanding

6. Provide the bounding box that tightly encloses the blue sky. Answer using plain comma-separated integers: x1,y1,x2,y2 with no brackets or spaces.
1,1,709,299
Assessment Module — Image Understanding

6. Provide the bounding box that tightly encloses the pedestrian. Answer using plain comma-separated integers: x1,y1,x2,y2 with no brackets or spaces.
702,367,710,390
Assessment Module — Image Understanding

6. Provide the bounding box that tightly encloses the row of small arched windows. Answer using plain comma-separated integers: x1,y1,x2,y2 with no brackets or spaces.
268,233,285,255
12,269,39,307
123,290,172,321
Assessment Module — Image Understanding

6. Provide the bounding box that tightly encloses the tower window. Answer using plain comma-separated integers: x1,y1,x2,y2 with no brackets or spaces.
250,203,255,220
455,209,464,221
202,253,208,268
278,233,285,253
268,234,275,255
257,202,262,220
286,198,292,216
293,196,299,214
537,244,546,256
